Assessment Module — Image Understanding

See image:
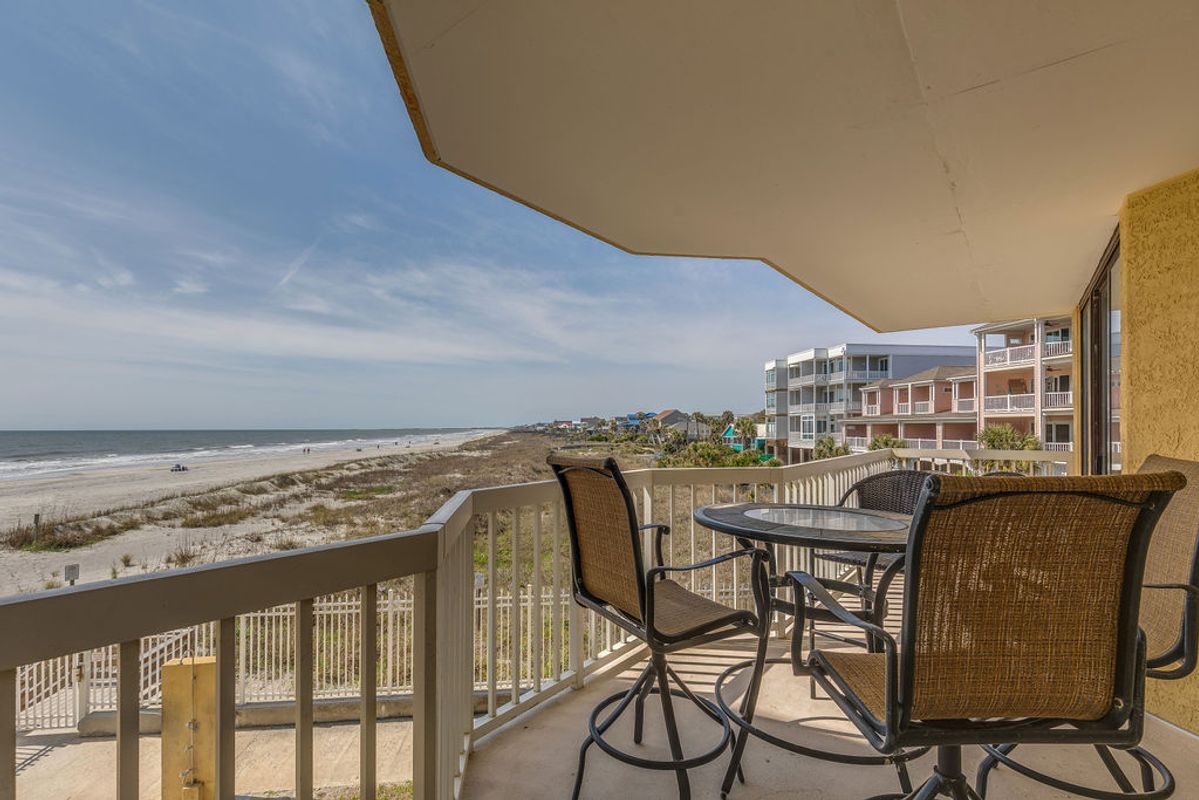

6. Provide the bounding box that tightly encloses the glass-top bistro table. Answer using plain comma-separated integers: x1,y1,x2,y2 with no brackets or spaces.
693,502,924,796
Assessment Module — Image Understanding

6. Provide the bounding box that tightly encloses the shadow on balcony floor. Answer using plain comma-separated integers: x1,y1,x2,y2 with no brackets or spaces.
463,637,1199,800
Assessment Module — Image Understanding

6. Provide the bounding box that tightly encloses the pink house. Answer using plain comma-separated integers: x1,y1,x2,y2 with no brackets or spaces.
845,365,978,450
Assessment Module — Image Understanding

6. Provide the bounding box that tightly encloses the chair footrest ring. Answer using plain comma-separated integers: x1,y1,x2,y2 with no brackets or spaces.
979,743,1175,800
587,686,732,771
715,656,930,767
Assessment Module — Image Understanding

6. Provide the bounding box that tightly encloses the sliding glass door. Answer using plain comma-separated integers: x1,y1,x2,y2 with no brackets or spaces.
1079,230,1122,474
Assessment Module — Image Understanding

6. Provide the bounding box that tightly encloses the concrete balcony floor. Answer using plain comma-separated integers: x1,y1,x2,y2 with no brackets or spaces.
463,636,1199,799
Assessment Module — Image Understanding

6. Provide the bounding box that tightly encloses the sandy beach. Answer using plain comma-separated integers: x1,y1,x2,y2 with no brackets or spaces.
0,429,503,596
0,429,495,531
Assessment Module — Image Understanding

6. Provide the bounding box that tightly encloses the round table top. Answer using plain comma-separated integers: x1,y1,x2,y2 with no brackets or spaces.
693,503,911,551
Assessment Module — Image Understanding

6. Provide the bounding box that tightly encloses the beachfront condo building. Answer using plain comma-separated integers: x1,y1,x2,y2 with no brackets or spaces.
844,365,979,451
974,316,1078,455
762,359,788,460
778,343,974,463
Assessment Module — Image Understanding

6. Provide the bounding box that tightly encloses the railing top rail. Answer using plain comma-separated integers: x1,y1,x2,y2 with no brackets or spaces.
0,526,438,670
894,448,1068,462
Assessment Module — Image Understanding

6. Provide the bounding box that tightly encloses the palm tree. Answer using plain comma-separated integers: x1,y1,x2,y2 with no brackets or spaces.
734,416,758,450
868,433,905,450
813,435,850,460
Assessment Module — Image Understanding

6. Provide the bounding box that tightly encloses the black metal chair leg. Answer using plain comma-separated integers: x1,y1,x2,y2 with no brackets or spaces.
894,758,915,794
719,633,770,799
975,742,1016,798
573,664,655,800
653,653,691,800
1094,745,1137,793
633,671,655,744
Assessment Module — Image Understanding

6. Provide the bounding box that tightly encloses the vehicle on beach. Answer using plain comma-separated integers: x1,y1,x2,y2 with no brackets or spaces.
169,464,189,472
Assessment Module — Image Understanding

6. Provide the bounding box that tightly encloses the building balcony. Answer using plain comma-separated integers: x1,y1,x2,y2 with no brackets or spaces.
1044,390,1074,409
864,404,880,416
895,402,911,414
0,447,1117,799
913,400,932,414
1042,340,1073,358
941,439,980,450
827,400,861,415
984,393,1036,413
848,369,889,382
983,344,1037,368
844,436,869,450
1045,442,1074,452
954,397,976,413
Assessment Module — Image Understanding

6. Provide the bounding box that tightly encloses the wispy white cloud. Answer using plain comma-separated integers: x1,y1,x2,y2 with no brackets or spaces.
172,277,208,295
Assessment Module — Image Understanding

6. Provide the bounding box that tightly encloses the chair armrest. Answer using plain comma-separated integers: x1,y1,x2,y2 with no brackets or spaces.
788,570,896,670
645,547,773,641
640,523,670,568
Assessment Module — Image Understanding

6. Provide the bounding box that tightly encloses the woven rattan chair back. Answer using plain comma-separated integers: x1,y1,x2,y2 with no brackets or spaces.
838,470,927,515
1138,455,1199,672
901,472,1185,724
548,454,645,620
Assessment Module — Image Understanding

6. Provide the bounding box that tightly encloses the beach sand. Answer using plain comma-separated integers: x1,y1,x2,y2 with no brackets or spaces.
0,429,495,530
0,429,501,596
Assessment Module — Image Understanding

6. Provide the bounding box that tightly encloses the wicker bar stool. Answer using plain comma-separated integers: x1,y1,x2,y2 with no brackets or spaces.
793,471,1185,800
548,454,772,800
976,454,1199,799
805,471,926,652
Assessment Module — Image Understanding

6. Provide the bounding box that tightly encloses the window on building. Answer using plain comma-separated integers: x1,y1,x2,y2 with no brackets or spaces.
1080,230,1122,473
877,356,889,373
1046,422,1072,444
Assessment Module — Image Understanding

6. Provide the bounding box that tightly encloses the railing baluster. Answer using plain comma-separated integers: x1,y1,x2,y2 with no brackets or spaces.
361,585,377,800
486,512,498,715
295,598,314,800
532,504,542,693
510,507,522,706
1,669,14,800
550,502,562,681
116,639,140,800
413,570,438,800
216,617,236,800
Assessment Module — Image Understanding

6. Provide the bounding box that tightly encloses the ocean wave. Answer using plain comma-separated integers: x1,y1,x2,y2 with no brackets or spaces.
0,430,494,482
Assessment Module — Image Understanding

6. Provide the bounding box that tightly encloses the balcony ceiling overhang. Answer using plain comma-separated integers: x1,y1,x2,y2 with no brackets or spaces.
370,1,1199,332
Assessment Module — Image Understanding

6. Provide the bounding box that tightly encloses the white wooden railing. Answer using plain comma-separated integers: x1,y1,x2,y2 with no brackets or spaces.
1044,391,1073,409
1042,340,1073,358
864,404,880,416
845,436,870,450
896,402,911,414
1044,442,1074,452
984,343,1037,367
2,448,1080,799
954,398,975,412
984,393,1035,412
914,401,932,414
940,439,980,450
909,438,938,449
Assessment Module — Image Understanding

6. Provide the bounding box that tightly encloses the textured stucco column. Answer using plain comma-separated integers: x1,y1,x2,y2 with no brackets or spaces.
1121,165,1199,733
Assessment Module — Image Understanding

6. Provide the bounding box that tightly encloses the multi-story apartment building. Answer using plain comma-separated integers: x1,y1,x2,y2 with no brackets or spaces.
844,365,979,450
974,317,1075,451
762,359,789,460
779,343,974,462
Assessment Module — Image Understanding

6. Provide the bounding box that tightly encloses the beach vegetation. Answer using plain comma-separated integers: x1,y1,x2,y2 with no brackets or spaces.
167,538,198,566
339,485,396,501
812,436,851,460
656,441,774,468
868,434,905,450
180,505,255,528
42,579,63,591
120,552,134,567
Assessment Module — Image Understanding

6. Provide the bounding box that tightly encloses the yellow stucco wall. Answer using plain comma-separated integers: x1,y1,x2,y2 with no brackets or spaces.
1121,165,1199,733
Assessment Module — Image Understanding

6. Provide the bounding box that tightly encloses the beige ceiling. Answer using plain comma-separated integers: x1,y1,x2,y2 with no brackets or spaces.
371,0,1199,331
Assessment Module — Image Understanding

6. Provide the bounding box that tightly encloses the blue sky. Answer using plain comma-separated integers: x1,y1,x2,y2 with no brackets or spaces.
0,1,972,429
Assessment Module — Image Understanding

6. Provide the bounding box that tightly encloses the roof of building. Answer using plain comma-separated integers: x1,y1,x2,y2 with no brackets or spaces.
862,364,975,390
653,408,682,421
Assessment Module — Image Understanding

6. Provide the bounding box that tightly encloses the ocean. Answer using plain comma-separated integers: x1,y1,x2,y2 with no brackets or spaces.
0,429,494,482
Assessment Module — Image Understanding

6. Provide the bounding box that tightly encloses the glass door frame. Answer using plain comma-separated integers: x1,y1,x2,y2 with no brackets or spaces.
1079,228,1121,474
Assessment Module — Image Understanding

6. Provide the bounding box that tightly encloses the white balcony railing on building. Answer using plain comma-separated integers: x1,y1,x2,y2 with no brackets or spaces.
896,402,911,414
941,439,980,450
1042,340,1073,358
909,438,938,449
1045,442,1074,452
864,404,880,416
1044,391,1073,409
984,393,1036,412
984,344,1037,368
828,370,846,382
845,436,869,450
797,403,814,414
828,400,862,414
847,370,889,382
914,401,932,414
954,398,976,412
1,448,1077,797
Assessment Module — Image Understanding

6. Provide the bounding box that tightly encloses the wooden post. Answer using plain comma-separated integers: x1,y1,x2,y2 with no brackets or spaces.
360,585,378,800
413,570,439,800
215,618,236,800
